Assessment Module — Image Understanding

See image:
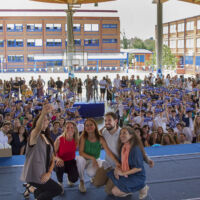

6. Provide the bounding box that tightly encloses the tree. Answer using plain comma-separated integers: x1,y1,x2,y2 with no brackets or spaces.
144,38,155,52
146,45,178,70
130,37,146,49
122,32,128,49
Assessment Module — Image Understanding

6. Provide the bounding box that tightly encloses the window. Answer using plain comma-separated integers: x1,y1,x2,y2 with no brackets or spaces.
0,40,4,47
186,21,194,31
178,23,184,32
7,39,23,47
163,26,168,34
73,24,81,32
65,39,81,46
74,39,81,46
0,24,3,32
102,39,117,43
197,20,200,30
8,55,24,62
178,40,184,48
186,39,194,48
84,24,99,32
185,56,193,65
46,24,61,32
197,38,200,48
27,55,34,62
7,24,23,32
170,40,176,48
102,24,117,28
163,40,168,46
27,39,42,47
170,24,176,33
27,24,42,32
46,39,62,47
84,39,99,46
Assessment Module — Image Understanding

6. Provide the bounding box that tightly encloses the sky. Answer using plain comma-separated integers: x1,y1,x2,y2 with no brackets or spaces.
1,0,200,40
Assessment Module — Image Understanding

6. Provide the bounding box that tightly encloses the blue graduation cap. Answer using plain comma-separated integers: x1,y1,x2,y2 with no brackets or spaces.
186,107,194,112
144,117,152,122
156,100,164,105
134,106,140,112
155,108,164,113
123,106,130,110
3,94,9,98
0,103,4,106
4,108,11,113
77,119,86,124
34,106,42,110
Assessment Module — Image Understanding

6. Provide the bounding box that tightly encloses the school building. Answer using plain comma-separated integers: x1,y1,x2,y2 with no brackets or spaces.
162,15,200,74
0,9,128,73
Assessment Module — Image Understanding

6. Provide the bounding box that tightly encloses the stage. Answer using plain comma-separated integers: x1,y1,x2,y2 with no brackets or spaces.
1,144,200,200
73,102,105,118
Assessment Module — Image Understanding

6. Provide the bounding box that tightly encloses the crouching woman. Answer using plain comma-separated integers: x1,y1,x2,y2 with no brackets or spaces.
107,126,149,199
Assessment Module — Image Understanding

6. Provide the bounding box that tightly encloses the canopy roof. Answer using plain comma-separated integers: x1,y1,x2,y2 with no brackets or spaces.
179,0,200,5
31,0,115,4
153,0,200,5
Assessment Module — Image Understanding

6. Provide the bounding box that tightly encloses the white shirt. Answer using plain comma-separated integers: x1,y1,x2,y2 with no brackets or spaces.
154,116,168,132
0,130,8,145
113,78,121,89
102,127,121,169
175,127,193,143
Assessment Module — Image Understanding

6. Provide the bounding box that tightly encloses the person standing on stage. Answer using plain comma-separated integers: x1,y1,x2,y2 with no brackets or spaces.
21,104,62,200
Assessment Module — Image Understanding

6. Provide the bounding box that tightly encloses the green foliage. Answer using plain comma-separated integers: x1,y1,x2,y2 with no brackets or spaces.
144,38,155,52
146,45,178,69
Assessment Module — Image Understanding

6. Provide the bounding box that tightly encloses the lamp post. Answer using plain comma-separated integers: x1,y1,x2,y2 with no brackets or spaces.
31,0,116,77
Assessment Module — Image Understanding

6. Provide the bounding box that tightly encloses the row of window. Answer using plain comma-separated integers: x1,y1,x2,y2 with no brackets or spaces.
0,23,117,32
163,20,200,34
0,38,118,47
163,38,200,48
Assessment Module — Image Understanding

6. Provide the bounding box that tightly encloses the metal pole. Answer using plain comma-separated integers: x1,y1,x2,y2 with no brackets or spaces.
156,1,163,77
66,4,75,78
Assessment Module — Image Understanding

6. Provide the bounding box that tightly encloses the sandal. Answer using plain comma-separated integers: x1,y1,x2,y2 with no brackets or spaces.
23,184,31,199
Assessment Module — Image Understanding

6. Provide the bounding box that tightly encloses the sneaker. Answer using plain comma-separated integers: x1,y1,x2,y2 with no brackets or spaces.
79,180,86,193
90,178,94,183
119,192,132,197
68,180,74,187
58,182,64,195
139,185,149,199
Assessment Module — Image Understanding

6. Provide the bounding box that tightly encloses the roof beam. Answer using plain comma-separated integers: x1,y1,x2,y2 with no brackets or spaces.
152,0,169,3
179,0,200,5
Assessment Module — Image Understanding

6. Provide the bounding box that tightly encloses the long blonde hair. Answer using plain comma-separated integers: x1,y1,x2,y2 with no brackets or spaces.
63,121,79,145
194,116,200,135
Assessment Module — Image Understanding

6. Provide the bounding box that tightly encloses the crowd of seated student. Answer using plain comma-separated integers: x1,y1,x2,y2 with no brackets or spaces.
0,72,200,156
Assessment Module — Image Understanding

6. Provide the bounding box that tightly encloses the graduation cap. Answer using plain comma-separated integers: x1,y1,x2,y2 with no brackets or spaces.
4,108,11,113
34,106,42,110
76,119,86,124
134,106,140,112
123,88,131,92
3,94,9,98
15,100,22,104
123,106,130,110
186,102,194,106
0,103,4,106
155,108,164,113
156,100,164,105
186,107,194,112
192,88,199,92
140,94,146,98
66,108,77,113
144,117,153,122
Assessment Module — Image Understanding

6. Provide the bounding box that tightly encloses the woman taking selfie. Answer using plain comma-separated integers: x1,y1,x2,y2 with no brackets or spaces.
21,104,62,200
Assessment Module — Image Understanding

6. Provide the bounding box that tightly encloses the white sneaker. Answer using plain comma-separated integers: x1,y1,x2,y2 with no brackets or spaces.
139,185,149,199
79,180,86,193
68,180,74,187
